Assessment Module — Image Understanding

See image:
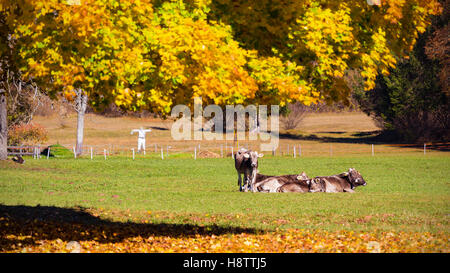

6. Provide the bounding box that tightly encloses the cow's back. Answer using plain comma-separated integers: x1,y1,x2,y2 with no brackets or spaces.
255,173,274,183
316,176,351,192
277,182,309,192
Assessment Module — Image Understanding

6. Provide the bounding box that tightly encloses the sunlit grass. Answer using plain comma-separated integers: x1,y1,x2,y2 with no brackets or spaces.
1,154,448,234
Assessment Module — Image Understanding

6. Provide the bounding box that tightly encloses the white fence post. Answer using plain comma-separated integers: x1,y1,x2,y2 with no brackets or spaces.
161,147,164,160
90,147,93,160
194,146,197,160
47,147,50,160
73,146,76,159
132,148,135,160
104,149,107,160
293,146,296,158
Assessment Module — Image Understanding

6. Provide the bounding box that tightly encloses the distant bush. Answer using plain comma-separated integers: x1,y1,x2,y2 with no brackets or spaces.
41,144,73,158
280,103,309,130
7,123,48,146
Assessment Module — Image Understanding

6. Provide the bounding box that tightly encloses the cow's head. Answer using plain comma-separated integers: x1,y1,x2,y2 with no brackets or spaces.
243,150,263,168
345,168,367,187
307,178,325,193
297,171,309,180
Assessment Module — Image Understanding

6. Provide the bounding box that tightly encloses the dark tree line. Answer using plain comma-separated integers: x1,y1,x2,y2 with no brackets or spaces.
353,0,449,142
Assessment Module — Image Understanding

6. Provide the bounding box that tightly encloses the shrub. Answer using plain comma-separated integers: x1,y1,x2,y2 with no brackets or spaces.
7,123,48,146
41,144,72,158
280,103,309,130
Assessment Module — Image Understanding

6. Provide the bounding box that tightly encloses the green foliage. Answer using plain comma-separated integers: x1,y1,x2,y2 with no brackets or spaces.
41,144,73,158
355,26,449,142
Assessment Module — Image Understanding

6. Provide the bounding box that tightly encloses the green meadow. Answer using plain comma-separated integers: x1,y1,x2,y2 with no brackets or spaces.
1,153,448,234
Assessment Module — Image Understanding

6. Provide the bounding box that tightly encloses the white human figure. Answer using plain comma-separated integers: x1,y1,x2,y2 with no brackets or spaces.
131,127,152,153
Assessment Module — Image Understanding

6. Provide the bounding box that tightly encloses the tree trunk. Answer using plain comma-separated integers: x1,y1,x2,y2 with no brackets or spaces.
0,90,7,160
75,89,87,156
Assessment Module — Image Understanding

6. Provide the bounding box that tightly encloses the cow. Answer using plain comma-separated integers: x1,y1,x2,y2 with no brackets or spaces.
234,148,263,192
253,172,309,193
254,173,275,183
276,180,310,193
12,155,25,164
310,168,367,193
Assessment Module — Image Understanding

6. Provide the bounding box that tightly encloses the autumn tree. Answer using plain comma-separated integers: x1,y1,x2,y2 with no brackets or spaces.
0,0,442,159
2,0,156,156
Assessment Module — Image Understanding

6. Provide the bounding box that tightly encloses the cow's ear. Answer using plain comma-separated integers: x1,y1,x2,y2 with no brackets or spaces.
297,175,307,182
243,153,250,158
257,153,264,158
343,172,349,176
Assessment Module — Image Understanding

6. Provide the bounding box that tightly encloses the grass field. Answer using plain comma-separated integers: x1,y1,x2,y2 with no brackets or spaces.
1,154,449,232
1,112,449,252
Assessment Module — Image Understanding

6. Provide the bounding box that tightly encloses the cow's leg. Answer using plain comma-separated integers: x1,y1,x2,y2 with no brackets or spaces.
237,173,242,192
243,171,250,192
250,169,257,192
343,188,355,193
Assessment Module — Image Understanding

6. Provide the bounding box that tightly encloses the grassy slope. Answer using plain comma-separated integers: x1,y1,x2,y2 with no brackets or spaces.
1,154,448,234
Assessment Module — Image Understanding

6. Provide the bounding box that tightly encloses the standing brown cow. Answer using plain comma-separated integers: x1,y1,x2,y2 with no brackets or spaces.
234,148,263,192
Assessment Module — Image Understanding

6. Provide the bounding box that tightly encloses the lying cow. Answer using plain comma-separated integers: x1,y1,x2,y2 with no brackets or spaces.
234,148,264,192
12,155,25,164
276,180,310,192
310,168,367,193
253,172,309,193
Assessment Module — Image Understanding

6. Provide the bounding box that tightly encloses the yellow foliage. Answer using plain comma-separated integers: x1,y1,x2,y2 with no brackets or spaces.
0,0,441,113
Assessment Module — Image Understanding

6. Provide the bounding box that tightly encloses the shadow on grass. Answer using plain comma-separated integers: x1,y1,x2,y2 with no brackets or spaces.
0,204,261,251
149,126,169,131
279,131,450,151
279,130,389,144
